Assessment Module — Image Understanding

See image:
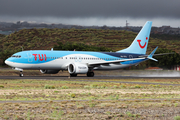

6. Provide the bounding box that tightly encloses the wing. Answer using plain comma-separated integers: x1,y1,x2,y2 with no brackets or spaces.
88,57,146,67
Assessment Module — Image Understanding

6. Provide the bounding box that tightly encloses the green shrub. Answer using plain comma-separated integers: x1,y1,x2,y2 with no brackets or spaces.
4,42,10,46
44,85,55,89
120,85,126,88
174,115,180,120
174,103,178,107
113,85,118,89
129,86,135,89
84,85,90,89
89,96,97,100
89,102,96,107
126,112,133,117
0,85,4,88
90,84,98,88
134,85,142,88
101,85,106,89
61,86,69,89
115,95,119,100
152,84,160,88
70,93,76,98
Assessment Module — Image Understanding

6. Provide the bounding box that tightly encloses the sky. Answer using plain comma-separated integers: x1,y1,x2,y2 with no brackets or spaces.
0,0,180,27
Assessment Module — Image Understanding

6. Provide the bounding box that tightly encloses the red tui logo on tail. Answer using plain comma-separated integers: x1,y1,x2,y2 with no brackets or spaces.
137,37,148,49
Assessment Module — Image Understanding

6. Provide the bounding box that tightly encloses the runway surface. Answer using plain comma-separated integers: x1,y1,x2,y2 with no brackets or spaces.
1,75,180,79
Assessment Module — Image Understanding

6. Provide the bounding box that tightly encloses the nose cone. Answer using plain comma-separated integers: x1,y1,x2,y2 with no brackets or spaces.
5,59,9,65
5,59,11,66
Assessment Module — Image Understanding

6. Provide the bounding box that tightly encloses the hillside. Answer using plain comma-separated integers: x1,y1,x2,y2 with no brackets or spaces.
0,28,180,54
0,34,5,40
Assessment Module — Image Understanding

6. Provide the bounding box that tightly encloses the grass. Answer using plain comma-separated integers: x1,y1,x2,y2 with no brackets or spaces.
1,78,180,101
0,99,180,119
0,77,180,119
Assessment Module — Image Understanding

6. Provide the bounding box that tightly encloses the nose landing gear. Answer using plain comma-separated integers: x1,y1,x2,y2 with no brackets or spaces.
12,68,24,77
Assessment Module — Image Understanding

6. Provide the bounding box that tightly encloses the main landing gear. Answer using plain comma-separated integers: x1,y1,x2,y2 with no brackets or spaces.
70,74,77,77
87,72,94,77
69,72,94,77
19,71,23,77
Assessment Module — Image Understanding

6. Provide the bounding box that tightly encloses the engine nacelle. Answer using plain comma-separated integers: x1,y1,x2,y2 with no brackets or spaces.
40,70,60,74
68,63,88,74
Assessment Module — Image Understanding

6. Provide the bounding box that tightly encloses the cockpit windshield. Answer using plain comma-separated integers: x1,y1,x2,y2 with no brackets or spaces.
11,55,21,58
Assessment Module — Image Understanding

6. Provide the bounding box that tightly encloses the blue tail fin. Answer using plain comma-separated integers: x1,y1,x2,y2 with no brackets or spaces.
117,21,152,54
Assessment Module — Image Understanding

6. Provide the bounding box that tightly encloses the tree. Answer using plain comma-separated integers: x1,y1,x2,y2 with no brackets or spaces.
0,50,14,65
54,42,112,52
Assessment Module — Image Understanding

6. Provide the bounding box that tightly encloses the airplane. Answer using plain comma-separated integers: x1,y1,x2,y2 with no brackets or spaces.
5,21,159,77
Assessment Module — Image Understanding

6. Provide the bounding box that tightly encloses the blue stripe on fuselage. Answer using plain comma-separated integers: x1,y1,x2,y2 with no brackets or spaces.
102,52,141,58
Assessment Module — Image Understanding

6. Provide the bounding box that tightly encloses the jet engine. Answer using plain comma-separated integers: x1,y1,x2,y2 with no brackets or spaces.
40,70,60,74
68,63,88,74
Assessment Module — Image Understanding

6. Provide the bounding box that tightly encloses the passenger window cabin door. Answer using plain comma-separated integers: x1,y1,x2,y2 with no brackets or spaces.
129,55,133,65
27,53,33,62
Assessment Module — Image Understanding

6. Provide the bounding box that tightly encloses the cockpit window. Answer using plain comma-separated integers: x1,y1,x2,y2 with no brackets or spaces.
11,55,21,58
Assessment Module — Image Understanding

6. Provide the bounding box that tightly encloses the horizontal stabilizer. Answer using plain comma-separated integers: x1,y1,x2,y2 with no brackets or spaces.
147,46,158,62
147,57,158,62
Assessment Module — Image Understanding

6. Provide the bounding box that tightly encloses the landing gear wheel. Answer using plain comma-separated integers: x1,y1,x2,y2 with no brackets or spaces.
87,72,94,77
19,72,23,77
70,74,77,77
